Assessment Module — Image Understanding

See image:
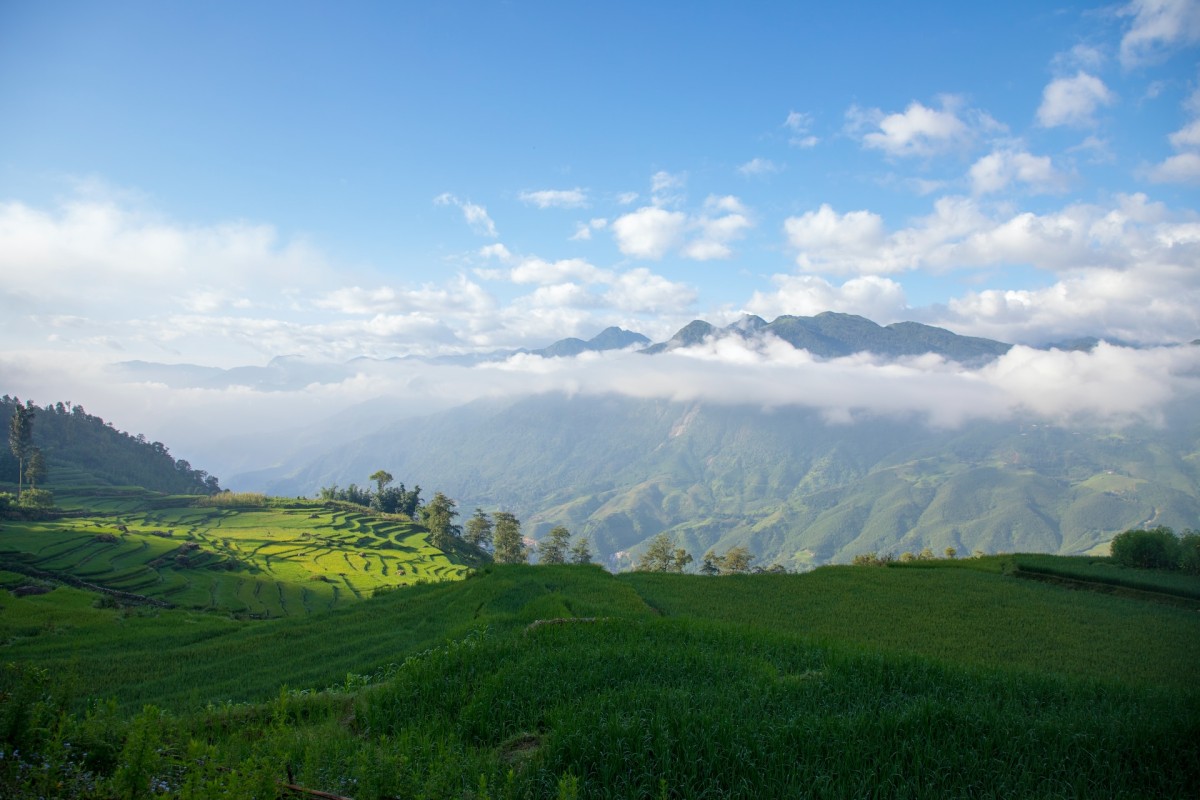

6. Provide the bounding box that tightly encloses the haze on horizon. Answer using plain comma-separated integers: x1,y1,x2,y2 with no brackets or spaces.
2,0,1199,475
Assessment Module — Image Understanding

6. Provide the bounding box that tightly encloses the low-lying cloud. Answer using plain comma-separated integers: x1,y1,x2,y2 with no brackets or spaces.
4,336,1196,484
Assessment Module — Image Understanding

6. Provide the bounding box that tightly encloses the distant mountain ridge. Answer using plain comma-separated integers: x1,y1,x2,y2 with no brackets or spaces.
642,312,1011,364
110,313,1018,392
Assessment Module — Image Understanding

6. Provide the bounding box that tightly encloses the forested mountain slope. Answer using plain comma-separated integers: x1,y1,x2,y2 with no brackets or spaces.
0,396,219,494
254,393,1200,568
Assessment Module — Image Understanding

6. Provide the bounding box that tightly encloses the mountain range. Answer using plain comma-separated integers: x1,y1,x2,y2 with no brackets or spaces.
94,312,1199,568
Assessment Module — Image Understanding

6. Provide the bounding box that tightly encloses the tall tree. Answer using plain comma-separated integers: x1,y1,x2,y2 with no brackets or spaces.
636,533,693,573
369,470,394,494
717,545,754,575
422,492,460,551
465,508,494,551
570,534,593,565
492,511,527,564
26,448,46,490
539,526,571,564
8,402,34,497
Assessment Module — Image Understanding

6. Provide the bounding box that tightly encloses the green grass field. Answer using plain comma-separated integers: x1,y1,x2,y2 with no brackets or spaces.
3,484,1199,799
0,488,470,616
2,560,1198,798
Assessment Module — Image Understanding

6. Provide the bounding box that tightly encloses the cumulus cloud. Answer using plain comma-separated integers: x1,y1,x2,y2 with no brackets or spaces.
782,192,1200,278
1036,72,1115,127
934,259,1200,346
1119,0,1200,67
434,193,499,236
518,188,588,209
849,96,980,157
611,206,689,259
744,274,909,323
969,148,1067,195
612,196,752,261
509,257,608,285
1148,114,1200,183
1148,151,1200,182
603,268,698,314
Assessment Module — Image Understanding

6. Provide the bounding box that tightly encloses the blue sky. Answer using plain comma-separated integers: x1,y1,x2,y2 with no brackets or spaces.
2,1,1200,461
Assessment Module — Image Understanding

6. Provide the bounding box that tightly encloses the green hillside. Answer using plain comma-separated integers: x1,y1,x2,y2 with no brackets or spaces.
0,396,219,494
0,488,477,616
2,560,1197,798
259,394,1200,568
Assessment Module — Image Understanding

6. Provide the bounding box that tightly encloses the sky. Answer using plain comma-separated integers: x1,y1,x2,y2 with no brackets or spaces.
2,0,1200,473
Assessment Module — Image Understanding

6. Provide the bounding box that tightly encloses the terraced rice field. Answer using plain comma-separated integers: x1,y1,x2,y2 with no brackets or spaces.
0,490,467,616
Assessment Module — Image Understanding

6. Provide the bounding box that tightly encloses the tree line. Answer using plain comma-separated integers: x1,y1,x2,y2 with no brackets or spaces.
320,471,595,565
1109,526,1200,574
0,396,221,497
325,471,788,573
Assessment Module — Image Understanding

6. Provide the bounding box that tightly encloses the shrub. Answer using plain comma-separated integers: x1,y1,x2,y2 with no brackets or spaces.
1109,527,1182,570
16,488,54,510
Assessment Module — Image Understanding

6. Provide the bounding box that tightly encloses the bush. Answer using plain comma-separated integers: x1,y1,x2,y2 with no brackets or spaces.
16,488,54,510
1109,527,1182,570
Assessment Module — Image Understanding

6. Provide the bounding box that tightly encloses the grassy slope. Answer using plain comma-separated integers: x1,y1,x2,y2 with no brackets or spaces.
3,563,1199,798
0,488,470,616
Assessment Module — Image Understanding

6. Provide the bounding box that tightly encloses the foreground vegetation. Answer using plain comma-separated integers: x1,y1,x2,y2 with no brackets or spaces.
2,557,1198,798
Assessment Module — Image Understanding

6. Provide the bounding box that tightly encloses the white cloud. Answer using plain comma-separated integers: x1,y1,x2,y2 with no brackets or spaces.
649,170,687,206
603,268,697,314
738,158,780,176
651,170,685,195
1036,72,1115,127
523,283,602,309
784,111,820,147
315,275,495,316
434,193,498,237
1119,0,1200,67
1148,151,1200,182
852,96,973,157
969,148,1066,195
611,206,688,259
518,188,588,209
612,197,752,261
745,274,909,322
1169,117,1200,147
782,192,1200,279
784,204,888,269
509,257,608,285
616,191,639,205
569,218,608,241
1052,43,1107,72
479,243,513,261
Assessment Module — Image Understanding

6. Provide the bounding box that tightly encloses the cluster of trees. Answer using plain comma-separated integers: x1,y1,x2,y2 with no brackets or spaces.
852,547,961,566
0,396,220,495
462,508,592,565
319,471,423,517
634,533,780,575
323,471,594,565
1110,526,1200,574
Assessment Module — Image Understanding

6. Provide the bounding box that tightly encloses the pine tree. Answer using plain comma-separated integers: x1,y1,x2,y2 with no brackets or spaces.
465,508,494,551
492,512,527,564
539,526,571,564
569,535,593,565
